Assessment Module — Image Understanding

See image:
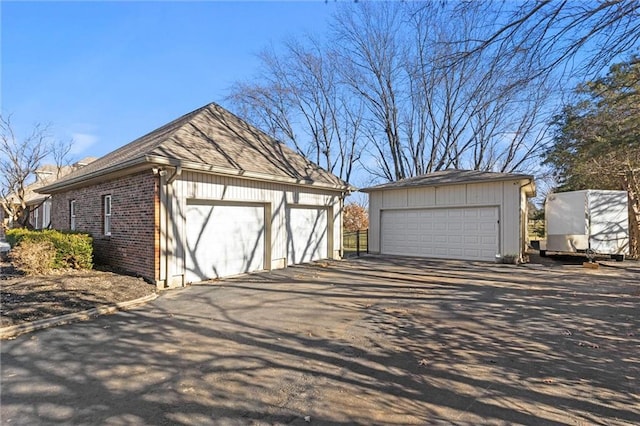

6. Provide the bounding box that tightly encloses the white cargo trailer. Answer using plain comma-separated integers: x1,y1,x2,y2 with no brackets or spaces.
541,190,629,261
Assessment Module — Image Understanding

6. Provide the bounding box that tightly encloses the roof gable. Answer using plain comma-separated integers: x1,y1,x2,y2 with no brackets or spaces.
150,104,327,182
39,103,350,192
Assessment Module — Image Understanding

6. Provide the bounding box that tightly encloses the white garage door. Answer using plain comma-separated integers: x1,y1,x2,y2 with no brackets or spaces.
288,207,328,265
186,202,265,282
381,207,499,261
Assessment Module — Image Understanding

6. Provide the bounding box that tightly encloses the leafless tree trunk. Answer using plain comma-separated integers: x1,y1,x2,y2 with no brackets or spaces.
333,2,407,181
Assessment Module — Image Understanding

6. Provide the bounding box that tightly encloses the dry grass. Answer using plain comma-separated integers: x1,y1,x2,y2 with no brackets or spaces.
1,262,156,328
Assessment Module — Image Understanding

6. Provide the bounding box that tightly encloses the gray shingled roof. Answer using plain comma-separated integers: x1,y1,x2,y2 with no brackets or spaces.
39,103,351,192
360,169,534,192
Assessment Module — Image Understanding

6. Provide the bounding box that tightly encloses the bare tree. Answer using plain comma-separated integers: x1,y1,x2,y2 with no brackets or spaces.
454,1,640,82
336,2,555,179
0,115,72,228
229,2,630,184
333,2,408,181
51,138,74,178
228,38,364,183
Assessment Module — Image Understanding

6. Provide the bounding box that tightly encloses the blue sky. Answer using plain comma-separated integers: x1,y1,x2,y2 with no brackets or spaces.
1,1,337,159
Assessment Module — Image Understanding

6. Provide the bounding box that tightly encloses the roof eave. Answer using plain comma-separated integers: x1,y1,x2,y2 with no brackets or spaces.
145,155,354,193
36,157,150,194
360,174,535,192
37,155,355,194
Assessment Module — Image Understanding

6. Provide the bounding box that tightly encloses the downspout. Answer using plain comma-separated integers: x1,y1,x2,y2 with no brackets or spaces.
164,164,182,287
519,178,534,263
167,165,182,185
152,167,167,289
152,164,183,289
340,191,346,259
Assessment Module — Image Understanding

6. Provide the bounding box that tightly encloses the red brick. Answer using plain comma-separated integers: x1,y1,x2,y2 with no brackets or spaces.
50,171,158,282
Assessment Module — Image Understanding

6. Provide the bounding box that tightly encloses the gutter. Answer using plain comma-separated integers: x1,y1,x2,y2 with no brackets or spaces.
360,174,535,193
519,177,536,197
144,155,355,193
36,156,149,194
37,155,355,194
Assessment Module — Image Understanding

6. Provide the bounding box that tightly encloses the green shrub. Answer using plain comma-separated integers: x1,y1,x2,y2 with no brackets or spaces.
9,240,56,275
6,229,93,270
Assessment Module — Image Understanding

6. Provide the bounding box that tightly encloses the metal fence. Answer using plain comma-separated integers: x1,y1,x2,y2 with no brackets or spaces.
343,229,368,257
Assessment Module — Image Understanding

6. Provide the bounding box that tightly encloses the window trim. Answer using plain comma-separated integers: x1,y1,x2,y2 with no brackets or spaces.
70,200,76,231
43,200,51,229
33,207,39,229
103,195,112,236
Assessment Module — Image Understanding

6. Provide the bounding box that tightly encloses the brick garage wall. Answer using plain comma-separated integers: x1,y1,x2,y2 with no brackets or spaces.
50,171,159,282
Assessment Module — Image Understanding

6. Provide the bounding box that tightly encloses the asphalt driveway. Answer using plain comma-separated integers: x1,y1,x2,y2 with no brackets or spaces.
1,256,639,425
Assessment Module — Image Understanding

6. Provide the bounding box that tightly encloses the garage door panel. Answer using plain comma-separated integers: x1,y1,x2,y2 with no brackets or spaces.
465,235,480,244
465,248,480,257
449,235,463,244
381,207,499,261
288,208,328,265
480,222,496,231
464,223,479,232
448,222,463,231
186,204,265,283
482,235,497,244
480,208,497,218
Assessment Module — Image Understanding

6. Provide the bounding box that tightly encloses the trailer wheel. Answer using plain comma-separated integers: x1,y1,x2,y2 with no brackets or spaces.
540,250,547,257
613,254,625,262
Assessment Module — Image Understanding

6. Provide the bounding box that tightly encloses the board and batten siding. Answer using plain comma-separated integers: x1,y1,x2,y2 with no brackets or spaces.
368,180,527,259
160,171,342,286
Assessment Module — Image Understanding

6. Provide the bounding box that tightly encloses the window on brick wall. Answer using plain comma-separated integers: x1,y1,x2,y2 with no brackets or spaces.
43,200,51,229
104,195,112,236
70,200,76,231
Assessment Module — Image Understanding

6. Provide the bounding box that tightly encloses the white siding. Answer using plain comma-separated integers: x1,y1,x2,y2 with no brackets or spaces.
367,180,527,259
467,182,502,205
163,171,342,284
436,184,466,205
382,189,408,208
408,187,436,207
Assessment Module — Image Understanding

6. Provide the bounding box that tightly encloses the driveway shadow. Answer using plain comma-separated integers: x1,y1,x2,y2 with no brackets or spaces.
1,256,638,424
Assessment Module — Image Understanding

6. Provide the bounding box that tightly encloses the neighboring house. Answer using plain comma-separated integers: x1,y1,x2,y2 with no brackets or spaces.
2,159,96,231
361,170,536,262
25,165,58,230
38,103,353,288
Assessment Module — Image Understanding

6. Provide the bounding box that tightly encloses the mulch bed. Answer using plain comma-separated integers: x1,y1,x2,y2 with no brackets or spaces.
0,261,157,328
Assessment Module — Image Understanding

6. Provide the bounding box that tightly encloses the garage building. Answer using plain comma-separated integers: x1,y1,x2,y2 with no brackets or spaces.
362,170,535,262
39,103,352,288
